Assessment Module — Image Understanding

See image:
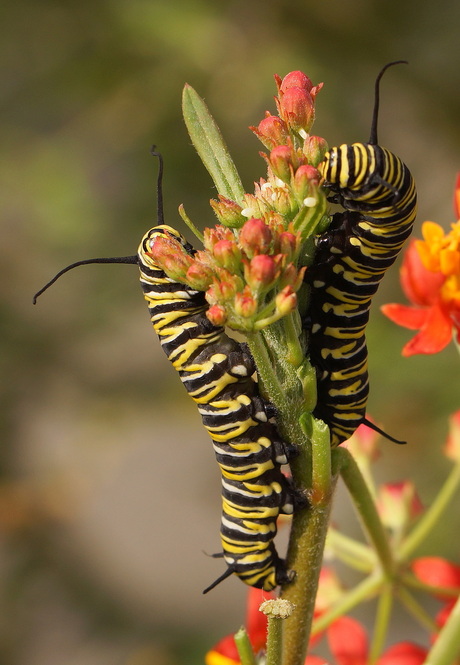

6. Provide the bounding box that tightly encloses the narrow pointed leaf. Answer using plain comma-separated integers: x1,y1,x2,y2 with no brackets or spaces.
182,84,245,204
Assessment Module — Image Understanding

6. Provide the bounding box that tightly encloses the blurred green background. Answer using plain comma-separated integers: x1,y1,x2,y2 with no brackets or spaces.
1,0,460,663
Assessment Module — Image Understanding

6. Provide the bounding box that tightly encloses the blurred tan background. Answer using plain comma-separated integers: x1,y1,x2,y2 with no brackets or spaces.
1,1,460,663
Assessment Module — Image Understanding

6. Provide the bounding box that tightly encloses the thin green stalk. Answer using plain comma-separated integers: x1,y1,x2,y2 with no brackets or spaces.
335,447,395,577
402,572,460,599
399,461,460,560
234,628,257,665
369,584,393,665
327,528,375,572
265,616,283,665
312,572,383,635
397,587,439,633
424,595,460,665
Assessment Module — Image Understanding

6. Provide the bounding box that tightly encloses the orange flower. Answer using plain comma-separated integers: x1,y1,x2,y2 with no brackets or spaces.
381,174,460,356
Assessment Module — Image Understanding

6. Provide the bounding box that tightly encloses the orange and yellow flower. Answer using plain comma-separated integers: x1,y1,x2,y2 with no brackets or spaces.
381,175,460,356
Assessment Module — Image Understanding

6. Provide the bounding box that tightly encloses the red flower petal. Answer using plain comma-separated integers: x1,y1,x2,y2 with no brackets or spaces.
412,557,460,598
400,241,445,306
401,303,453,356
304,656,331,665
381,304,429,330
245,588,273,651
327,616,368,665
378,642,427,665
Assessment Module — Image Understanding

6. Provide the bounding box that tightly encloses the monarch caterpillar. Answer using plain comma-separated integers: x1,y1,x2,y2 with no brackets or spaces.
33,153,303,593
306,61,417,447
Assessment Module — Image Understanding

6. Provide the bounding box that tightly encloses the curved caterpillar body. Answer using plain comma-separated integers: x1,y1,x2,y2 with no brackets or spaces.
305,62,417,447
138,224,302,592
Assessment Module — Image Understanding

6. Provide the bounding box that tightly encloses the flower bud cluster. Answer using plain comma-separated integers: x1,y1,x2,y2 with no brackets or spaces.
156,69,330,333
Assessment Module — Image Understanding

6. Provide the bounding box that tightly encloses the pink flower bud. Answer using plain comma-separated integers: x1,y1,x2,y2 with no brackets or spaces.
150,236,194,282
239,218,272,257
203,225,235,253
278,86,315,134
275,286,297,316
279,263,303,290
212,239,242,272
268,145,294,183
377,481,424,532
234,288,258,318
206,304,227,326
277,231,299,259
444,409,460,461
278,70,313,93
185,261,214,291
209,196,245,228
304,135,329,167
293,164,320,201
245,254,278,291
251,115,290,150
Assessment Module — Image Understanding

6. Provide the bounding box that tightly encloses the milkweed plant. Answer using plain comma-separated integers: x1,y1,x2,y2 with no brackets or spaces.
168,72,460,665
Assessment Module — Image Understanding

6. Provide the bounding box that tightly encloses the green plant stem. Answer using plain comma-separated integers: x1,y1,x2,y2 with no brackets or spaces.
425,595,460,665
399,460,460,561
312,572,383,635
280,483,336,665
326,528,375,572
335,447,395,577
234,628,257,665
369,584,393,665
265,616,283,665
397,586,439,633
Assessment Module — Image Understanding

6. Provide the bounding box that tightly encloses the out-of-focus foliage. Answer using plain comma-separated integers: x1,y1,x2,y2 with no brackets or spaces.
1,1,459,663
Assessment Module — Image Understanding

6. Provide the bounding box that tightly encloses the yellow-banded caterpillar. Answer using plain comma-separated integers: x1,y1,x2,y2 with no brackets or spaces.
34,153,304,592
305,61,417,446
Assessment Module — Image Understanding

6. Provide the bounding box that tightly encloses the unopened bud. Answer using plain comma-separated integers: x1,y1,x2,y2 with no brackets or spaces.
304,135,329,167
185,261,214,291
239,218,272,257
275,285,297,316
150,236,194,282
278,86,315,135
251,115,290,150
234,287,258,318
207,304,227,326
293,165,320,201
203,225,235,253
279,70,313,94
268,145,294,184
245,254,278,291
278,231,299,259
444,409,460,461
377,481,424,532
210,196,245,228
213,239,242,272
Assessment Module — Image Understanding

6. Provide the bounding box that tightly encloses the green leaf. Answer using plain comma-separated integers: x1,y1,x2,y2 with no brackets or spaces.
182,84,246,204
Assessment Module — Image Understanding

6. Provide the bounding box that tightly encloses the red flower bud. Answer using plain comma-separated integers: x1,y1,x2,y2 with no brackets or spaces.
275,285,297,316
278,86,315,134
377,481,424,532
209,196,245,228
269,145,294,183
378,643,427,665
245,254,278,291
149,236,194,282
293,164,320,201
185,261,214,291
278,231,298,259
279,70,314,93
251,115,290,150
304,135,329,166
212,239,242,272
239,218,272,257
203,225,235,252
234,288,258,318
206,304,227,326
